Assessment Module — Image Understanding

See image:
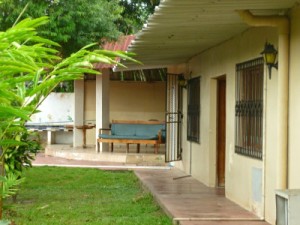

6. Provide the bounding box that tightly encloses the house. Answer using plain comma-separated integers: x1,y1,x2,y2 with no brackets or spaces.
110,1,300,224
36,1,300,224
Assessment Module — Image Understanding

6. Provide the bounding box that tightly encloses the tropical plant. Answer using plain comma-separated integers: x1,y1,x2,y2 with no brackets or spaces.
4,130,40,179
0,15,137,219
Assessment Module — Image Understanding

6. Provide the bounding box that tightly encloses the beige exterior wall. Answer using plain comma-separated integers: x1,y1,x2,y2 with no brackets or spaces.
109,82,166,121
180,27,279,223
84,80,166,145
289,6,300,188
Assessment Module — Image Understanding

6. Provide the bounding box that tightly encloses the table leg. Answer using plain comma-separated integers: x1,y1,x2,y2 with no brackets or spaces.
83,128,86,148
137,144,140,153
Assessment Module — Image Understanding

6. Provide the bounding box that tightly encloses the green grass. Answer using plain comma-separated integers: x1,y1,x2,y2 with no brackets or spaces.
3,167,172,225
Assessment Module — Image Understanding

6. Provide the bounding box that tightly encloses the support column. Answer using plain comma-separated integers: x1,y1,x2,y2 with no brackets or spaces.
96,69,110,152
276,30,289,189
73,79,84,148
47,130,55,145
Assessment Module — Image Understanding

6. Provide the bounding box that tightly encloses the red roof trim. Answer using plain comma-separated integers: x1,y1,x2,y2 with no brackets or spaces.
94,35,135,70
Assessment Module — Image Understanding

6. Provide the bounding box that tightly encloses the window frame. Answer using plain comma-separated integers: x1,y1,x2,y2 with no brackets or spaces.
187,76,200,143
235,57,264,160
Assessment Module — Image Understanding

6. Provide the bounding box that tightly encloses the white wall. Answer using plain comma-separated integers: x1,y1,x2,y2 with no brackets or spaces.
181,27,279,223
30,93,74,124
29,93,74,145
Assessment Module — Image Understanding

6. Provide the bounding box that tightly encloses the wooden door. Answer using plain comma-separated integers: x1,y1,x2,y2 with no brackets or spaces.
217,78,226,187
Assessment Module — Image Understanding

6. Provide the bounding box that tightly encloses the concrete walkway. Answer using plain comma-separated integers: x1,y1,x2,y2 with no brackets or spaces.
33,153,271,225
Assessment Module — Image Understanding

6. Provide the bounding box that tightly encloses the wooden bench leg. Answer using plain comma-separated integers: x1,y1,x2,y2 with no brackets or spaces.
111,143,114,152
126,143,129,153
137,144,140,153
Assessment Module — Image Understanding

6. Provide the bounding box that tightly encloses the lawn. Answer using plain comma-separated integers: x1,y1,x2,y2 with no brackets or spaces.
3,167,172,225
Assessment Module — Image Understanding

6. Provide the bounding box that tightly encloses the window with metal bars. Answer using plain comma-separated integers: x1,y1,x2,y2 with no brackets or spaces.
187,77,200,143
235,58,264,160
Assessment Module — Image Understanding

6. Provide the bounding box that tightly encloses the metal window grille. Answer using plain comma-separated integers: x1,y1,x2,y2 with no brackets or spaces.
235,57,264,160
187,77,200,143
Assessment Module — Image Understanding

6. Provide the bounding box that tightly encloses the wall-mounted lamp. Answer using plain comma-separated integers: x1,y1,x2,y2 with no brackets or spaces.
178,74,187,88
261,42,278,79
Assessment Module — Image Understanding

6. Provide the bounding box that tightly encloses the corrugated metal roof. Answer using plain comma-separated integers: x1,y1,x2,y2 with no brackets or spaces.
118,0,299,70
110,68,167,82
84,68,167,82
94,35,135,70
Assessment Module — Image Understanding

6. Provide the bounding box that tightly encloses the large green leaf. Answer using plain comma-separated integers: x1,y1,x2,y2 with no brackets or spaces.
0,105,30,120
0,140,27,148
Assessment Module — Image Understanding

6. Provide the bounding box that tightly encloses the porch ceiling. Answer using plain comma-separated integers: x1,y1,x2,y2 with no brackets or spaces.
118,0,299,71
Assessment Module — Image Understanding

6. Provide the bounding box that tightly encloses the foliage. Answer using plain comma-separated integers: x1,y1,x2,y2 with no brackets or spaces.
0,15,137,217
0,0,160,57
118,0,159,34
3,167,172,225
0,0,123,57
4,130,40,177
53,81,74,92
0,174,24,200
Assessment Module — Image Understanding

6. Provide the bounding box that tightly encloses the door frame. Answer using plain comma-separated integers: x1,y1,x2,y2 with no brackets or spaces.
216,75,226,187
165,73,183,162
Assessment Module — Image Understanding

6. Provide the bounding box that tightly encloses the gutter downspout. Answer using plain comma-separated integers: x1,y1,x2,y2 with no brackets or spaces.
238,9,290,219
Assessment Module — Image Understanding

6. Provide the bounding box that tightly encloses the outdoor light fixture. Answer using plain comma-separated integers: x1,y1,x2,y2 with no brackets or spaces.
261,42,278,79
178,74,187,88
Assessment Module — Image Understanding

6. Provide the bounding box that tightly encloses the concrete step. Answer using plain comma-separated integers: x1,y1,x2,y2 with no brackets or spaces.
45,144,167,166
126,154,166,166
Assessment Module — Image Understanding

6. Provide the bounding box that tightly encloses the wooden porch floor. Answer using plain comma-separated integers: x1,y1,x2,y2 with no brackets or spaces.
135,169,272,225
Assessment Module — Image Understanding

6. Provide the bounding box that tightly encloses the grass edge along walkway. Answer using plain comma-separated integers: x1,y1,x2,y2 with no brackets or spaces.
3,166,172,225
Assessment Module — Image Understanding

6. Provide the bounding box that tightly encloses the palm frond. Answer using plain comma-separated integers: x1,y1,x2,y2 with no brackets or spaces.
0,173,25,199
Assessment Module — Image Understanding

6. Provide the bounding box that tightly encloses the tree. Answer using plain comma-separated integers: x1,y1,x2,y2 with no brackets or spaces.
0,0,124,57
0,15,137,220
118,0,159,34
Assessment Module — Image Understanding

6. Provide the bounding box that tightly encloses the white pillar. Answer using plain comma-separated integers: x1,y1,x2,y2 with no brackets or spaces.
96,69,110,152
73,79,84,147
47,130,55,145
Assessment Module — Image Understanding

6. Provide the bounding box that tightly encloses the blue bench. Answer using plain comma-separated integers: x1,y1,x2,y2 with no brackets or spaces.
97,120,165,153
